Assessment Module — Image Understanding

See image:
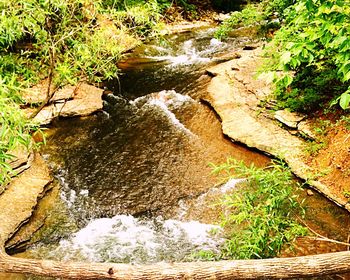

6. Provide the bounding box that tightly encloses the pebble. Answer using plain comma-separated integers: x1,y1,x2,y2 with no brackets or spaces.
307,189,314,196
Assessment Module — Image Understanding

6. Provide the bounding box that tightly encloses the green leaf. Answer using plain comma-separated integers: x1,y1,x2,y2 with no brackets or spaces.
280,51,292,65
339,91,350,109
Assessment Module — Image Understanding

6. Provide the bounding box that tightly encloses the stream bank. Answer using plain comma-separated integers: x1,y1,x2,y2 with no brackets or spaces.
202,44,350,211
0,23,350,280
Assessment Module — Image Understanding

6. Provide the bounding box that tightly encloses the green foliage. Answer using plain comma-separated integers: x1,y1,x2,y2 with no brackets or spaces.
211,159,307,260
338,114,350,130
271,0,350,111
305,140,327,156
261,0,296,19
0,93,37,187
0,0,167,189
215,5,264,39
0,0,167,85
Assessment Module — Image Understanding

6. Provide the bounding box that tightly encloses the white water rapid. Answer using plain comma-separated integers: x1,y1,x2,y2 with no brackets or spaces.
46,215,224,264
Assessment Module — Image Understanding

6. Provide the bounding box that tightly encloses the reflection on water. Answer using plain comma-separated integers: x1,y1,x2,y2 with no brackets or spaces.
29,27,269,266
42,26,268,225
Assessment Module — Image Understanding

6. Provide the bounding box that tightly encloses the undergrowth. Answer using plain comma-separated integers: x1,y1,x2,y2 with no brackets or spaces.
216,0,350,112
215,4,265,39
198,159,307,260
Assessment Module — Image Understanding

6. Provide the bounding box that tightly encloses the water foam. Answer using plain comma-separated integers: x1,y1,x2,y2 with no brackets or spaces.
148,39,212,66
50,215,224,264
131,90,195,136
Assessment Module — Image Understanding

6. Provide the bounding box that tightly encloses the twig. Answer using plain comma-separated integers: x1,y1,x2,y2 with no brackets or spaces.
297,216,350,247
305,237,350,247
29,45,56,120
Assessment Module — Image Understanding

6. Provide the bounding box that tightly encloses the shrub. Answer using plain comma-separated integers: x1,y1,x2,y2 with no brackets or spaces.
271,0,350,111
211,159,307,259
215,5,264,39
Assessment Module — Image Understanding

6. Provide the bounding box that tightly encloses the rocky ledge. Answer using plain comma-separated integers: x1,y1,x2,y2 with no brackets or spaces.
22,81,104,125
0,81,103,251
203,45,350,211
0,153,52,246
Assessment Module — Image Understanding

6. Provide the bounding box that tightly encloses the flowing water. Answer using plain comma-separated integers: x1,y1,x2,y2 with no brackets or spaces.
2,26,350,280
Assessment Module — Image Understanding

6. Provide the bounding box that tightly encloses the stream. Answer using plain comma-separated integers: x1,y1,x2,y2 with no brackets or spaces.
2,26,350,280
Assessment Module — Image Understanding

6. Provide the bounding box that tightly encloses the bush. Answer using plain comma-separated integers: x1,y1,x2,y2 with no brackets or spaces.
270,0,350,111
215,5,264,39
210,159,307,260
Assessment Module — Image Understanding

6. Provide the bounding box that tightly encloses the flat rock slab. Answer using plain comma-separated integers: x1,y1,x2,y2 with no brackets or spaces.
204,47,349,210
24,83,104,125
21,79,54,104
274,109,306,129
0,149,34,196
0,153,52,245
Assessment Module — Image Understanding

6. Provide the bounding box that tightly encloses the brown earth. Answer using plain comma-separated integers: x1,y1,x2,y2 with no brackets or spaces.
305,117,350,204
162,0,217,23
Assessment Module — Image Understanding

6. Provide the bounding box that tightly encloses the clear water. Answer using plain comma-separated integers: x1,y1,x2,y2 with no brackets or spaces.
33,26,268,264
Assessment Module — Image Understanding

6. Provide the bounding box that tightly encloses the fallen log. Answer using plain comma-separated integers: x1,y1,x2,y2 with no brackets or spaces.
1,248,350,279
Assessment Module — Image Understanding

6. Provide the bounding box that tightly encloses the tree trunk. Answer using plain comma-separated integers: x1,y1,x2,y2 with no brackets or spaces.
1,248,350,279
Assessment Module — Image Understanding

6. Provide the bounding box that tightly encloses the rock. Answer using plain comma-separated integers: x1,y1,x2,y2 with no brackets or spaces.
21,79,54,104
0,153,52,244
204,43,349,211
0,148,34,195
164,21,212,34
214,13,231,22
25,83,104,125
6,147,31,172
50,85,76,102
5,182,75,253
307,189,314,196
212,52,241,63
298,120,317,140
57,83,104,117
274,109,306,129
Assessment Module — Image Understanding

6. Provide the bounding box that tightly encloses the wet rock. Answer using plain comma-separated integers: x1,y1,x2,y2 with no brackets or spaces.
274,109,306,129
0,153,52,245
5,182,75,253
212,52,241,63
